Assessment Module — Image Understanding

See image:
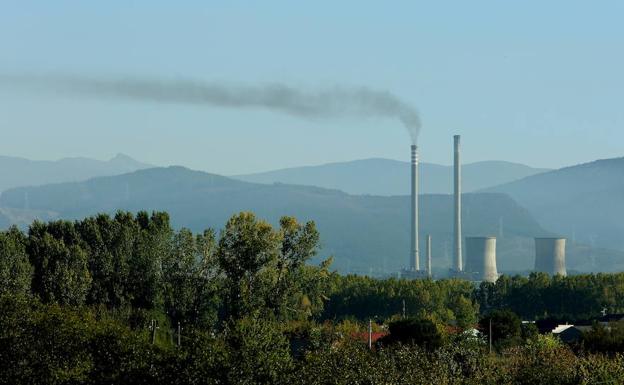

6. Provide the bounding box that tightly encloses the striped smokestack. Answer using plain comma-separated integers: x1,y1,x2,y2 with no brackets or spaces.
453,135,463,272
410,145,420,271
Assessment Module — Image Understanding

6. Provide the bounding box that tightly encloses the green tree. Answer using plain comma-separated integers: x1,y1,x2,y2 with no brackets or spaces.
581,320,624,353
28,229,92,306
380,317,444,350
452,294,478,329
88,316,158,385
163,228,199,324
128,211,172,310
269,217,321,320
217,212,280,320
217,212,329,323
479,309,522,349
511,335,579,385
3,303,94,385
77,214,116,306
0,227,32,295
163,227,220,327
224,316,293,385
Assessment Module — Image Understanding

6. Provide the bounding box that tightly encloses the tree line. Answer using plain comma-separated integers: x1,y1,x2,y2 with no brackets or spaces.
0,211,333,329
3,211,624,384
477,272,624,321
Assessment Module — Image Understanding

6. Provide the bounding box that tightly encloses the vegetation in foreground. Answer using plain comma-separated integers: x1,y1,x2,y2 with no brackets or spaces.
2,211,624,384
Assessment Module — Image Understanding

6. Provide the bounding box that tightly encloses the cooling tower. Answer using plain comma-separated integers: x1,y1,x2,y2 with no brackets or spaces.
534,238,567,276
465,236,498,282
453,135,463,271
410,145,420,271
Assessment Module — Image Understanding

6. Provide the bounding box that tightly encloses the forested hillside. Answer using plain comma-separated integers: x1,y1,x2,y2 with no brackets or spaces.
0,166,584,273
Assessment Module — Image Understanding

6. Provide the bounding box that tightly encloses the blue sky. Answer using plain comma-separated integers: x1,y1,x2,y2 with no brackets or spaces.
0,1,622,174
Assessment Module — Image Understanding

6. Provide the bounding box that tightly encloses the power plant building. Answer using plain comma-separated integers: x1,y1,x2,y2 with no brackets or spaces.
464,236,498,282
535,238,567,276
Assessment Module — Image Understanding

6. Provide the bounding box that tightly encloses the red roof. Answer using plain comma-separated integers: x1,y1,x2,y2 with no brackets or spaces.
352,331,388,342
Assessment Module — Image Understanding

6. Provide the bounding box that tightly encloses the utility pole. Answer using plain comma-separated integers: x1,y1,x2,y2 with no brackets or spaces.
177,322,181,347
151,320,157,344
368,319,373,350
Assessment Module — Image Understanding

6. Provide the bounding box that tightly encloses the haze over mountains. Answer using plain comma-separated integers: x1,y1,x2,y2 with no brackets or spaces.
1,165,621,274
1,153,623,273
235,158,550,195
0,153,151,192
0,153,546,196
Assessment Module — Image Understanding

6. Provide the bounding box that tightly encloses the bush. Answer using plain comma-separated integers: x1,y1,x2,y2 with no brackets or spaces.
224,317,293,384
479,309,522,350
379,317,444,350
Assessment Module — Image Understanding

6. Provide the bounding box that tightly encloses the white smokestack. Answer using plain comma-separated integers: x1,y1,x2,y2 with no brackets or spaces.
453,135,463,272
426,234,432,277
410,145,420,271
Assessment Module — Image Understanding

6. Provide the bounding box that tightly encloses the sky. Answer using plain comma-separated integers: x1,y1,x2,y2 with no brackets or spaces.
0,1,622,174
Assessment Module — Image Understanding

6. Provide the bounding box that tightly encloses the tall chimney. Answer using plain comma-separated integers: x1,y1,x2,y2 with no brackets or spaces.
410,145,420,271
426,234,432,277
453,135,463,272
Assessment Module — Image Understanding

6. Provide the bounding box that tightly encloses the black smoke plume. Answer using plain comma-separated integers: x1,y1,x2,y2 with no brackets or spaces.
0,75,421,143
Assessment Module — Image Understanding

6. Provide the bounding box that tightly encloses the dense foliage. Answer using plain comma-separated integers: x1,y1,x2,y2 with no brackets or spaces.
378,317,444,349
3,211,624,384
477,272,624,320
322,274,478,327
3,297,624,385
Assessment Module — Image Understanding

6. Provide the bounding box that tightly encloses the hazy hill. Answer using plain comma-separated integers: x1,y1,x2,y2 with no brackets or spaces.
0,153,151,192
234,158,550,195
2,166,620,274
485,157,624,252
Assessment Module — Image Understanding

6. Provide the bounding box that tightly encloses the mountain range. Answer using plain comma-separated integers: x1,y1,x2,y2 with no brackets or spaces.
0,153,151,192
234,158,550,195
1,165,621,274
485,157,624,252
1,153,624,273
0,153,548,197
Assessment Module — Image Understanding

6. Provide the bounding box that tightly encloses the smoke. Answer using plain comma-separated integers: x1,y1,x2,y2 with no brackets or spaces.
0,74,421,143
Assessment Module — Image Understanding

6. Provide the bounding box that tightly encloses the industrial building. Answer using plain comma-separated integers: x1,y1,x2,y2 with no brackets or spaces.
400,134,566,282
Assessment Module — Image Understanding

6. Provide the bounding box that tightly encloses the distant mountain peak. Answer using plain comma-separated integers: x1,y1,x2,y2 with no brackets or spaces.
108,153,151,168
234,158,550,196
110,153,134,162
0,153,153,192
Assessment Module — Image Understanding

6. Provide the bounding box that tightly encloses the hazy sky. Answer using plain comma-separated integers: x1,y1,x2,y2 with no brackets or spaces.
0,1,622,174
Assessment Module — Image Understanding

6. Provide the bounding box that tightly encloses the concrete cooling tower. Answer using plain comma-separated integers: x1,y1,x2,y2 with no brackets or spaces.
534,238,567,276
465,236,498,282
